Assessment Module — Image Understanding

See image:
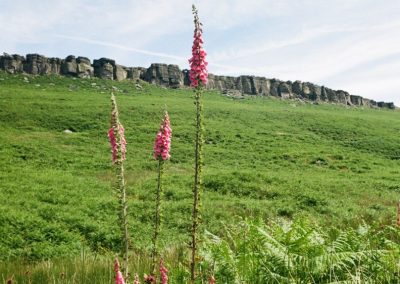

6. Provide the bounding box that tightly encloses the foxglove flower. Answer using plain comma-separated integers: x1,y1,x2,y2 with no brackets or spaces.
188,5,208,87
108,94,127,164
133,274,140,284
160,259,168,284
114,259,126,284
144,274,156,284
109,93,130,277
189,5,207,283
153,111,172,160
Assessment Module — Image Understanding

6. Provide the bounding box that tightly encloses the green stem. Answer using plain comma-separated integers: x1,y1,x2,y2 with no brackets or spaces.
151,159,164,274
110,93,130,279
191,87,203,283
116,160,129,279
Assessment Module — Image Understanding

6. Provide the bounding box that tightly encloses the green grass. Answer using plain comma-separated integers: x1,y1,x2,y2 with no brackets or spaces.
0,72,399,281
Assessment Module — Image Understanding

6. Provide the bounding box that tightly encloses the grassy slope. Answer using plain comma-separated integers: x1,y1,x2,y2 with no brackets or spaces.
0,72,399,259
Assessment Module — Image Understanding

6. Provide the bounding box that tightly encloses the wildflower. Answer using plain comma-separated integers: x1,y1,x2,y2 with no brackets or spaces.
133,274,140,284
188,5,208,88
144,274,156,284
151,111,171,272
114,258,126,284
109,93,130,278
189,5,207,284
153,111,172,160
160,259,168,284
108,93,127,164
209,275,215,284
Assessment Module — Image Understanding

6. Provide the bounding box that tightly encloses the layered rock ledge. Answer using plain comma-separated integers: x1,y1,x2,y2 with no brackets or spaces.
0,53,395,109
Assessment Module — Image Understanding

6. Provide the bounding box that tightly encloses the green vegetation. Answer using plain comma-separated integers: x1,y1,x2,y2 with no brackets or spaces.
0,72,399,282
202,220,400,283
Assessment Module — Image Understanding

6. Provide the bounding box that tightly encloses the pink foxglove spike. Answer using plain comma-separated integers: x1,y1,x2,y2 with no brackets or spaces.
114,258,126,284
108,94,127,164
133,273,140,284
153,111,172,160
160,259,169,284
188,7,208,87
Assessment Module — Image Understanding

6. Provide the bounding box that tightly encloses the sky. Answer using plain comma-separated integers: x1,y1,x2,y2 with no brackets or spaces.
0,0,399,105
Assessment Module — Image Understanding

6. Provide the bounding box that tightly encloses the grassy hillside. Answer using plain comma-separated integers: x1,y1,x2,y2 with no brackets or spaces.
0,71,399,260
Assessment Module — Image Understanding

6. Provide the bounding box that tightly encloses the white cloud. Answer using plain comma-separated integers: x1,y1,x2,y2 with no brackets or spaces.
53,34,186,62
0,0,399,104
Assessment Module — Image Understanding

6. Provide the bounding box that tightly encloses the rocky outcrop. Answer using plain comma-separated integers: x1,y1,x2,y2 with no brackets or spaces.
24,54,53,75
0,52,395,109
126,67,147,80
93,58,115,80
61,55,77,76
114,65,127,81
76,57,93,78
0,53,24,73
144,63,183,88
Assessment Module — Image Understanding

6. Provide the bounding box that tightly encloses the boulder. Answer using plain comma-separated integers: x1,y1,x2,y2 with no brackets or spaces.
48,57,62,75
236,76,254,94
144,63,183,87
127,67,147,80
335,90,351,105
93,58,115,80
377,102,395,109
350,95,363,106
0,53,24,73
301,83,318,101
144,63,169,86
167,64,183,88
313,85,322,101
61,55,78,76
269,79,281,97
292,81,303,97
114,64,127,81
278,82,292,99
253,77,270,95
24,54,53,75
207,75,236,91
76,56,93,78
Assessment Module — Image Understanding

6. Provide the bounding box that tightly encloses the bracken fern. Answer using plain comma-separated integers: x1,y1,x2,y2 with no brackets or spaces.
201,219,400,283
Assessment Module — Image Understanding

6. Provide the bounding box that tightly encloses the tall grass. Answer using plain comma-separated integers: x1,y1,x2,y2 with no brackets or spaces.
0,248,187,283
1,220,398,283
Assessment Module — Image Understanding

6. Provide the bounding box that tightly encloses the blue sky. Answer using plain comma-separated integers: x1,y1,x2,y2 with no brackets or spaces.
1,0,399,105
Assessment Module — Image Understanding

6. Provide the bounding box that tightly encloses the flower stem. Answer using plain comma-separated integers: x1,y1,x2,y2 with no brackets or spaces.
116,159,129,279
151,158,164,274
110,93,130,279
191,87,203,283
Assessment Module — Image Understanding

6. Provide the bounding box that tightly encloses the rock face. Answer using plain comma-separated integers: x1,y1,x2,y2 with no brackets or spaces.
126,67,147,80
0,53,24,73
0,52,395,109
24,54,53,75
61,55,77,76
76,57,93,78
144,63,183,88
93,58,115,80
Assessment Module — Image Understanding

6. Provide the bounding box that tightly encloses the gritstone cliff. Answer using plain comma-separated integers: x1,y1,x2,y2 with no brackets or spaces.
0,52,395,109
